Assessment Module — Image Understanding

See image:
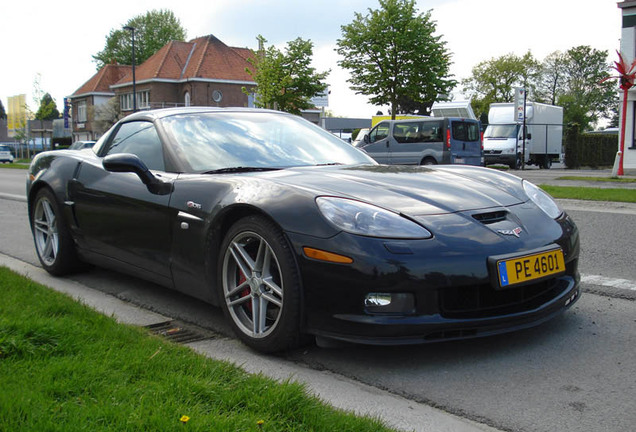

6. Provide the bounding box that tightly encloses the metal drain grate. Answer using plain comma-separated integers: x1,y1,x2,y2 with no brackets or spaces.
145,321,208,344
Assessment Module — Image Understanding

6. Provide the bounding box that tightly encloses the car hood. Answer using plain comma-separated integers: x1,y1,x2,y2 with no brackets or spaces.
267,164,527,216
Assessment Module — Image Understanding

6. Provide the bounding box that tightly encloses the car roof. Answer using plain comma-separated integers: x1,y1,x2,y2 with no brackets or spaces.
120,107,283,122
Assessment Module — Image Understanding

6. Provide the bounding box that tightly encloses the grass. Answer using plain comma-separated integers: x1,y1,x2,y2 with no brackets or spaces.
0,267,395,432
540,185,636,203
556,176,636,183
0,162,28,169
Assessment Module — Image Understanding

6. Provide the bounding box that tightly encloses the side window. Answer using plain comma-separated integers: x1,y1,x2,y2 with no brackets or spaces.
420,121,443,142
451,121,480,142
393,124,409,143
369,123,389,143
106,121,165,171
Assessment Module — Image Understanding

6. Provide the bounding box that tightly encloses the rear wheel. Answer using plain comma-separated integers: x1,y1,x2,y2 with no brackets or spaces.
541,156,552,169
31,188,83,275
420,157,437,165
218,215,302,353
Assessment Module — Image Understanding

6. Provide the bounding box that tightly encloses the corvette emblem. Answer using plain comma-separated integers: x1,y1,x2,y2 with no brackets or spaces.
497,227,522,237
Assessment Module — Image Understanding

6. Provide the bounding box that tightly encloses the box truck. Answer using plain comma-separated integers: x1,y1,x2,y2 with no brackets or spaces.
483,102,563,169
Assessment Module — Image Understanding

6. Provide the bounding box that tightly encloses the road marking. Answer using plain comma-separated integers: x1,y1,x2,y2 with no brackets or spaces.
0,192,26,203
581,274,636,292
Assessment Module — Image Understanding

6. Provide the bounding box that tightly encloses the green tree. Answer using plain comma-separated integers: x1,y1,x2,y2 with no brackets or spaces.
461,52,539,119
35,93,60,121
336,0,455,119
0,99,6,120
245,36,329,115
535,51,567,105
93,9,186,69
91,97,123,135
557,46,616,130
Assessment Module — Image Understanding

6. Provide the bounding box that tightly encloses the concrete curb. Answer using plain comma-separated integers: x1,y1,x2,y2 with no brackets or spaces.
0,252,501,432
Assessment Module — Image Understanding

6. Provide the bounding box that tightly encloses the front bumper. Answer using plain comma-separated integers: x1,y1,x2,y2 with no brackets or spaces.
484,152,516,166
288,211,580,345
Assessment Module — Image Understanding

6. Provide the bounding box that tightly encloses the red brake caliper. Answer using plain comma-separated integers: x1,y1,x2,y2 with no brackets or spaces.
238,269,252,313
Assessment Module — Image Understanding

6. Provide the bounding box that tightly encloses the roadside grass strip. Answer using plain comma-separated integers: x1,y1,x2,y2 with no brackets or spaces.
539,185,636,203
556,176,636,183
0,267,394,432
0,162,29,170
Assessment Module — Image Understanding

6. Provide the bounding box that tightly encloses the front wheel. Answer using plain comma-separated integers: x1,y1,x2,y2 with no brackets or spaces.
31,188,83,275
218,215,302,353
509,154,522,170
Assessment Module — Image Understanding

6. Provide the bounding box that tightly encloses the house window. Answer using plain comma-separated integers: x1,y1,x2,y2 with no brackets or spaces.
138,90,150,109
120,90,150,111
184,91,190,107
120,93,134,111
77,101,87,122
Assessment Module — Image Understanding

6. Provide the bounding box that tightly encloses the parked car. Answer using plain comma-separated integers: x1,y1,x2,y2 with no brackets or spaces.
0,145,15,163
68,141,96,150
27,107,580,353
359,117,483,166
352,128,369,147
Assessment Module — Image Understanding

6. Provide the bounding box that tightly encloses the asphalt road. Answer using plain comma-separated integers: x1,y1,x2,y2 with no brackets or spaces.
1,167,635,432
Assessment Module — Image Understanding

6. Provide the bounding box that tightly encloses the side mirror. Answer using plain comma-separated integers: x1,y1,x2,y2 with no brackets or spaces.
363,134,370,144
103,153,172,195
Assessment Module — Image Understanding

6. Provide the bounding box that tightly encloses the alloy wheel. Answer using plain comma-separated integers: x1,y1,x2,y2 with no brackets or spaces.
33,197,59,266
222,231,284,339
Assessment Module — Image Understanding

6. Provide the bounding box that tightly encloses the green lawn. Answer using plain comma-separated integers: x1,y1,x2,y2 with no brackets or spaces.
0,162,28,169
556,176,636,183
540,185,636,203
0,267,394,432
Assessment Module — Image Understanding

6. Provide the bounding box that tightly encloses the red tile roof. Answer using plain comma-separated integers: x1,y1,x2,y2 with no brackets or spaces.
72,64,132,96
114,34,255,86
72,35,255,96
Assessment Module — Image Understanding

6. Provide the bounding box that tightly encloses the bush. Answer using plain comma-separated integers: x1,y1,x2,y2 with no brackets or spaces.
564,124,617,168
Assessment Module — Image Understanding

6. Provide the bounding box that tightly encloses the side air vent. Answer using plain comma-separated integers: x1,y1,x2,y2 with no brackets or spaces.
472,210,507,224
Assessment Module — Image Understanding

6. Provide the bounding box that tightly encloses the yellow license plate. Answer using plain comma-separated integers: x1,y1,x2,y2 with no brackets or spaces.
497,249,565,287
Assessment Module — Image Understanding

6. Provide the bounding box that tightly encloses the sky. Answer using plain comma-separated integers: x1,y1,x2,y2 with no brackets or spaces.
0,0,622,119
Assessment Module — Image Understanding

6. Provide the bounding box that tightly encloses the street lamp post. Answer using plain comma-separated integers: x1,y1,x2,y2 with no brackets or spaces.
123,25,137,112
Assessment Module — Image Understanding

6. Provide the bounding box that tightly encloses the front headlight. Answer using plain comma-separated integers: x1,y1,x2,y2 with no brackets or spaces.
316,197,432,239
523,180,562,219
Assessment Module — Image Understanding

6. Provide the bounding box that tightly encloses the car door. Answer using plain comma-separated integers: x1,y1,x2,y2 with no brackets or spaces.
359,122,391,163
70,120,176,282
449,119,483,166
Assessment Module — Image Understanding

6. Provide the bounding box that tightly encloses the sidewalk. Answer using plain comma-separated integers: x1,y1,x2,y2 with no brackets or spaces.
511,167,636,189
0,253,501,432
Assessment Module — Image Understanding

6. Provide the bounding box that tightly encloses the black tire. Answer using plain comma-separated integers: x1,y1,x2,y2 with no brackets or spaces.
420,157,437,166
218,215,302,353
542,156,552,169
31,188,83,275
509,154,522,170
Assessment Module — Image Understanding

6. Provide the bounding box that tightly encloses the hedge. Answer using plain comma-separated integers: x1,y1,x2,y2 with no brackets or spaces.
564,124,618,169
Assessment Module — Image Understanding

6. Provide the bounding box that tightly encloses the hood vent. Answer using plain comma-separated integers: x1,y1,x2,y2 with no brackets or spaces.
472,210,508,225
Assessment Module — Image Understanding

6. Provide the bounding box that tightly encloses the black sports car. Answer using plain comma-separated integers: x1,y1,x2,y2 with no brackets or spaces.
27,107,580,353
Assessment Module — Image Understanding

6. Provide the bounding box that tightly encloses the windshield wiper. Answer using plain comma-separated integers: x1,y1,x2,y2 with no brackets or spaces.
202,166,281,174
314,162,344,166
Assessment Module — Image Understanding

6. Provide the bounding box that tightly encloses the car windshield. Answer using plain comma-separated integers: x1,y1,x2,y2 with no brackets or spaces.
484,124,519,139
162,111,375,172
0,146,10,152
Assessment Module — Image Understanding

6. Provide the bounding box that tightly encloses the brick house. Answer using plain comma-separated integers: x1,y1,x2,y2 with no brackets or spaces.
70,64,132,141
69,34,257,141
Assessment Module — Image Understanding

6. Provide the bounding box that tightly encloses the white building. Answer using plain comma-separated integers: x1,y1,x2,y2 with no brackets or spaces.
617,1,636,174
